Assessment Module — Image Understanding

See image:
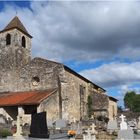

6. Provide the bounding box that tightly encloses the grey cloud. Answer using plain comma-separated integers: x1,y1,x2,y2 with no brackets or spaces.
1,1,140,61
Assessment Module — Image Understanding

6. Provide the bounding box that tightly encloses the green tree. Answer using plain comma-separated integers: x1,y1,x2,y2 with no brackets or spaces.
124,91,136,111
132,94,140,112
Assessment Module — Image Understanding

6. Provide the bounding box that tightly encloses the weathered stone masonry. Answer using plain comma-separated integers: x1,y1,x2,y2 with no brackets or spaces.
0,16,118,124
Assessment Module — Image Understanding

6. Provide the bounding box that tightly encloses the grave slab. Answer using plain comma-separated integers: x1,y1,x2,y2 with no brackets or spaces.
117,129,134,140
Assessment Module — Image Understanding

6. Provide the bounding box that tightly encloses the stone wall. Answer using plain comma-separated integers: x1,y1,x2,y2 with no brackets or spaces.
108,99,117,120
92,92,108,110
91,92,109,118
0,28,31,92
0,29,31,69
61,70,90,122
38,90,59,123
91,92,117,121
17,58,64,92
0,27,118,123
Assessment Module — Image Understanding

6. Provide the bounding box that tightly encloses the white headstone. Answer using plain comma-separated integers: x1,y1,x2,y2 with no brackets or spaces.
119,114,127,130
116,115,134,140
55,119,66,129
91,123,97,134
117,129,134,140
83,127,96,140
107,120,118,130
137,116,140,129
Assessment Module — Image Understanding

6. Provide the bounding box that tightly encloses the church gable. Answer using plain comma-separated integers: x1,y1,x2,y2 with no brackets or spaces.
17,57,65,92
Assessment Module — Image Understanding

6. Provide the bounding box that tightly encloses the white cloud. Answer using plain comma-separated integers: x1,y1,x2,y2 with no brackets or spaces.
80,62,140,88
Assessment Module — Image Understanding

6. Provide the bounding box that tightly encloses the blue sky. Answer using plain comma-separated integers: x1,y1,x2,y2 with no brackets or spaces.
1,1,140,107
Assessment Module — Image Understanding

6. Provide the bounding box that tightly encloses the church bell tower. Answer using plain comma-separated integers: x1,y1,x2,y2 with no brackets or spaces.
0,16,32,69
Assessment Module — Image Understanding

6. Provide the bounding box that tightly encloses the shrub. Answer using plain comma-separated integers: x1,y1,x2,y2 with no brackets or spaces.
0,129,12,137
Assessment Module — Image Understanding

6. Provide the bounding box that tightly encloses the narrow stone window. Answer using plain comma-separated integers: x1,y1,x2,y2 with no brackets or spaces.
22,36,26,48
79,85,85,118
6,34,11,45
32,76,40,86
80,85,85,95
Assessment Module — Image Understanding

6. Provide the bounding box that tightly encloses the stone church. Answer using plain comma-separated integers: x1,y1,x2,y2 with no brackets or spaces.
0,16,117,125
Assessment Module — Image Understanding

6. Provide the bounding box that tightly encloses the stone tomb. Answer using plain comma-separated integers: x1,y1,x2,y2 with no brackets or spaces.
55,119,67,129
29,112,49,138
83,123,96,140
117,129,134,140
75,122,83,139
137,116,140,134
76,121,82,134
117,114,134,140
137,116,140,129
107,120,118,133
47,120,53,128
119,114,127,130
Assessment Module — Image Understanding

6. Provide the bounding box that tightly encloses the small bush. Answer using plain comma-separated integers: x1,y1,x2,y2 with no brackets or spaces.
0,129,12,137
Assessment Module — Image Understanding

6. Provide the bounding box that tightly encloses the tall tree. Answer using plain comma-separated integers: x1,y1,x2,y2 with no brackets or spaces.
133,94,140,112
124,91,136,111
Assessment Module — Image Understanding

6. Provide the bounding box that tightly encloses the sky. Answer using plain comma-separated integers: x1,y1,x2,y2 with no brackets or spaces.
0,1,140,107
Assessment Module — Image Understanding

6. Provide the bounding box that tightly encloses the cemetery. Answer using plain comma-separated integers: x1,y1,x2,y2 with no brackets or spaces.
0,111,140,140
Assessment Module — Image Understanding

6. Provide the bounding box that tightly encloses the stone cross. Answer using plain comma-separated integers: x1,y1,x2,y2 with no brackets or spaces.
83,128,92,140
119,114,125,122
83,127,96,140
13,107,24,137
119,114,128,130
13,116,22,137
91,123,97,134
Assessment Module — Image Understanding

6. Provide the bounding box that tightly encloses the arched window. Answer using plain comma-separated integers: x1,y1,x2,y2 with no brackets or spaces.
6,34,11,45
22,36,26,48
32,76,40,86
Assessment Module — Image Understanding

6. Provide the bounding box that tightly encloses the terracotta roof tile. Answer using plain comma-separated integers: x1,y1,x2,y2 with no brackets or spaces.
0,89,56,107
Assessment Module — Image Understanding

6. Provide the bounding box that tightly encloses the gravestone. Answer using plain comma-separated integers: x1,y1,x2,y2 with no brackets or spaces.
119,114,127,130
71,122,77,131
117,129,134,139
55,119,66,129
137,116,140,134
13,116,23,137
91,123,97,135
116,114,134,140
83,128,96,140
76,121,82,134
137,116,140,129
107,120,118,133
75,122,83,139
29,112,49,138
47,120,53,128
128,120,137,130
